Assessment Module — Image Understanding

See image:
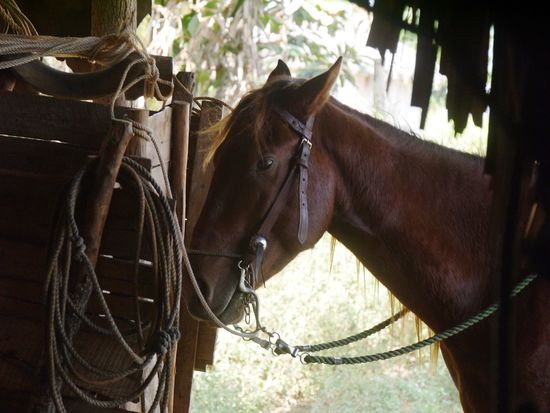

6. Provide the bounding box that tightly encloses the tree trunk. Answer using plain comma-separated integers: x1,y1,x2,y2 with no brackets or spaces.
91,0,137,35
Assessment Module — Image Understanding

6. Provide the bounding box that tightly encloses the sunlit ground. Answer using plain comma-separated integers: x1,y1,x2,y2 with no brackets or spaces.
190,236,463,413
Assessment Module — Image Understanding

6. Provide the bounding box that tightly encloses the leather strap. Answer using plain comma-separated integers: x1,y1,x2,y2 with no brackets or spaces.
254,108,315,245
188,107,316,279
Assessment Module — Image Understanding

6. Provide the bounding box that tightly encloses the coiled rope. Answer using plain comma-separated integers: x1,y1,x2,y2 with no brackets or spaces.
0,8,182,407
45,157,183,412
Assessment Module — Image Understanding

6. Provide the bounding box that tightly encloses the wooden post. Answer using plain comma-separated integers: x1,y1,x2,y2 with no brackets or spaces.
91,0,137,106
81,120,134,264
91,0,137,35
170,72,199,413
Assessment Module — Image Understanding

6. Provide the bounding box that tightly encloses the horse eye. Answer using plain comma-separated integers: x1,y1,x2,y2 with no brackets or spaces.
257,157,274,171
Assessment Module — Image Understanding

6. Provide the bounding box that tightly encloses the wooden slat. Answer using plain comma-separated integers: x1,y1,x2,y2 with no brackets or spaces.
0,91,162,151
0,91,110,148
193,324,217,372
0,295,44,322
0,135,93,177
0,315,44,394
87,292,154,322
0,240,154,293
186,101,222,242
96,256,156,296
171,72,197,413
0,275,153,322
188,101,222,372
0,173,66,244
0,240,48,282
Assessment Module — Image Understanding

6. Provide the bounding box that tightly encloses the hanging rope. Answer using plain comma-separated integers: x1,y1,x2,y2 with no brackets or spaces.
0,0,37,36
45,157,182,412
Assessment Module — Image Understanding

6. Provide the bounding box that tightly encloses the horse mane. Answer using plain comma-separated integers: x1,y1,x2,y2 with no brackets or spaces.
205,79,305,165
206,79,347,164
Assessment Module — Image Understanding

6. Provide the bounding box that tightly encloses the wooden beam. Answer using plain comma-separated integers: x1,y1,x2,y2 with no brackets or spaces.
12,54,172,101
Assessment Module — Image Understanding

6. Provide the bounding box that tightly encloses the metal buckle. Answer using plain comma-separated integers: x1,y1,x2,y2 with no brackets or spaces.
301,137,312,148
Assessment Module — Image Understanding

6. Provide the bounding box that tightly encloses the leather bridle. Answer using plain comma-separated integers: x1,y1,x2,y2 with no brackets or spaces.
188,106,316,291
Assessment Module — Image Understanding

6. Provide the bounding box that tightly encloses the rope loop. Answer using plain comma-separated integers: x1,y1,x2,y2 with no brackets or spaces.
46,158,183,412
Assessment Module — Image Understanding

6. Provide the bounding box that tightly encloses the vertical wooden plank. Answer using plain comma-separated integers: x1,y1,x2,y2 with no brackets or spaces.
173,98,223,413
170,72,197,413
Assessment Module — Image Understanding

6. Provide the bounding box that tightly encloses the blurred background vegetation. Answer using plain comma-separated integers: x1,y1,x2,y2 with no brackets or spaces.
139,0,490,411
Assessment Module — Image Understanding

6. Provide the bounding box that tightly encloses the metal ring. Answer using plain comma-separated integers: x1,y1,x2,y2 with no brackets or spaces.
268,331,280,345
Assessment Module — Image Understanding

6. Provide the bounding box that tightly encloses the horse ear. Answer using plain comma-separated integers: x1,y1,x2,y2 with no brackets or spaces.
295,57,342,116
266,60,291,84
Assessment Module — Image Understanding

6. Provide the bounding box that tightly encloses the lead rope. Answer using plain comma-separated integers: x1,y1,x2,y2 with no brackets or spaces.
272,273,538,364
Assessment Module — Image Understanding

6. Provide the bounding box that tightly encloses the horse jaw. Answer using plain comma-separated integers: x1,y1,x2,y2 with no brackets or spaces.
186,278,247,325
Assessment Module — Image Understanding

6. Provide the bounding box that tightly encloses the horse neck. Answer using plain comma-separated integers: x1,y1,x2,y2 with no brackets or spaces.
319,102,492,331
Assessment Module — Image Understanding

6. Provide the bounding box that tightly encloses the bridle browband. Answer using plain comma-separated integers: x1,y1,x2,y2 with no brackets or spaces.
188,106,316,289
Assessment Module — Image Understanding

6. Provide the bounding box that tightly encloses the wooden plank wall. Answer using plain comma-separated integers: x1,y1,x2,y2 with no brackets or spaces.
0,90,174,411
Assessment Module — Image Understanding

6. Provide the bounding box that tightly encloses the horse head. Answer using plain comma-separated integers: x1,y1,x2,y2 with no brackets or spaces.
186,58,342,323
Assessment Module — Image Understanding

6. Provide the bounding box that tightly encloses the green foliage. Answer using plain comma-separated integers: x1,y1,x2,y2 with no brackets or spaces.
150,0,372,104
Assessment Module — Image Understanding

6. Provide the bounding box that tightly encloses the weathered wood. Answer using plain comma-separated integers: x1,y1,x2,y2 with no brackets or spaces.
81,120,135,272
188,101,222,370
0,238,154,292
126,107,172,168
173,98,222,412
193,324,218,372
0,134,95,175
29,120,134,411
169,72,195,227
0,275,153,323
0,92,170,150
0,91,110,148
12,54,173,101
169,72,196,413
16,0,150,37
91,0,137,35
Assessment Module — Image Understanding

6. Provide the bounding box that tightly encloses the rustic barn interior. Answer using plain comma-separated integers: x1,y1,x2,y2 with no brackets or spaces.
350,3,550,411
0,0,548,412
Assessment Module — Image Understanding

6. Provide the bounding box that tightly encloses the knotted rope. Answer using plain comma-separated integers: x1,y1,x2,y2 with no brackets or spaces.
45,157,182,412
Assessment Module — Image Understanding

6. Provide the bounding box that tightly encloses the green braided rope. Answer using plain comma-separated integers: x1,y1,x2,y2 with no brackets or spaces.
303,273,538,365
296,309,408,353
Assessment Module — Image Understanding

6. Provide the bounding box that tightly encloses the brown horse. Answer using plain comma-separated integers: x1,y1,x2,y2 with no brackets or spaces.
185,59,550,412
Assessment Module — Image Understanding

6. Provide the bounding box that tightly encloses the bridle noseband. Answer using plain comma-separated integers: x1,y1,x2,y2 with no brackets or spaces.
189,106,316,291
